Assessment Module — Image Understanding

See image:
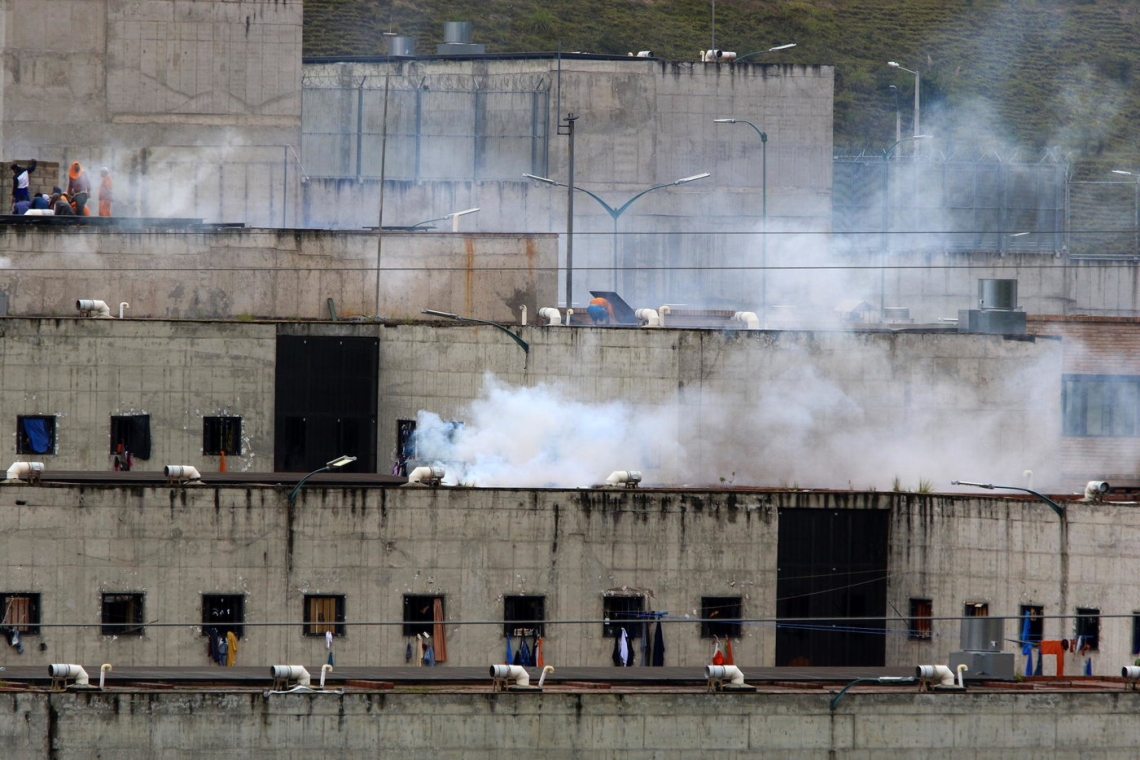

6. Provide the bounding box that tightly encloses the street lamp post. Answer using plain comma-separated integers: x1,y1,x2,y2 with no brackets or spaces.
409,207,481,231
734,43,797,63
523,172,710,294
880,134,933,317
889,84,902,145
421,309,530,360
887,62,920,155
289,455,358,504
714,118,767,321
952,479,1068,640
1112,170,1140,257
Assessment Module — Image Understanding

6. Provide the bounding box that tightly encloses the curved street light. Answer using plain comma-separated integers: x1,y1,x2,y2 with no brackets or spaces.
735,43,796,63
713,118,768,320
288,455,358,504
410,207,481,232
887,62,921,154
523,172,710,293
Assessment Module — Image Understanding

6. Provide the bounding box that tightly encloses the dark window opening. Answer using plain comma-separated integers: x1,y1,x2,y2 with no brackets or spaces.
1,593,41,634
701,596,743,638
395,419,416,476
1132,613,1140,656
109,415,151,460
303,594,346,637
403,594,444,638
16,416,55,455
602,595,645,639
102,593,145,636
1020,604,1044,646
202,594,245,639
1063,374,1140,437
1075,607,1100,651
203,417,242,456
909,598,933,640
503,595,545,637
964,602,989,617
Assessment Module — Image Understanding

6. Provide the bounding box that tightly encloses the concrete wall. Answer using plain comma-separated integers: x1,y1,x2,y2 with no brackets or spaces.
0,228,556,322
1,0,304,226
5,689,1140,758
301,59,835,308
0,318,1062,488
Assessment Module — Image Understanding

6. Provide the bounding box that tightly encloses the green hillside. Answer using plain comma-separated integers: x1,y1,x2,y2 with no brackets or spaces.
304,0,1140,172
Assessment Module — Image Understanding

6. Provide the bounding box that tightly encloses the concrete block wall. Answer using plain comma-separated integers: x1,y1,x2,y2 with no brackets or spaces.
6,683,1140,756
0,228,556,322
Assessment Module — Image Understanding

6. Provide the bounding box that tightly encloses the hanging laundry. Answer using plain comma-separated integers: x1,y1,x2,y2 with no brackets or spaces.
530,635,539,667
711,637,725,666
1025,647,1034,677
536,637,545,668
414,634,424,667
725,636,735,666
1038,640,1065,677
405,639,413,664
641,622,650,667
225,630,238,667
652,620,665,666
422,633,436,667
618,628,630,667
506,633,513,665
519,638,531,668
328,650,335,667
217,634,228,665
612,631,623,666
1019,611,1033,655
207,628,220,663
432,598,448,663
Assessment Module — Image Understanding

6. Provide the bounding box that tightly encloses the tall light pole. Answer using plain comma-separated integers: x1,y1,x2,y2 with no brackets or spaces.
887,62,920,155
889,84,901,145
714,118,768,321
1112,170,1140,257
880,135,932,317
289,455,358,504
409,207,481,231
734,43,796,63
524,172,711,293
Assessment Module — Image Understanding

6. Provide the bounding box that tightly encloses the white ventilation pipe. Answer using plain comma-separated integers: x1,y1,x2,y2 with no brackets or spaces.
118,302,130,319
705,664,745,685
538,307,562,326
407,465,445,485
1123,666,1140,680
76,299,112,318
320,663,333,689
657,305,671,326
733,311,760,330
100,663,112,690
635,308,661,327
271,665,311,687
49,664,90,686
7,461,44,480
520,305,527,326
606,470,642,487
164,465,201,482
1084,480,1109,500
956,663,968,688
916,664,955,687
538,665,555,687
490,664,531,687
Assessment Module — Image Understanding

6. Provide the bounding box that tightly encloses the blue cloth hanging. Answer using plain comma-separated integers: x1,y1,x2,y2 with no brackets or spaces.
1025,649,1034,677
423,643,435,667
1084,657,1092,676
652,621,665,666
505,634,513,665
23,418,50,454
1020,611,1032,655
519,638,531,668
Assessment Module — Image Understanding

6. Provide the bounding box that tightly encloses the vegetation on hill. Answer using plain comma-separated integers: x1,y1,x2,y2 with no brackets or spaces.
304,1,1140,172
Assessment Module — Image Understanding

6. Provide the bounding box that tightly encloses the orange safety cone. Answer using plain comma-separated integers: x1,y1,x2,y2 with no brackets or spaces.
219,450,227,473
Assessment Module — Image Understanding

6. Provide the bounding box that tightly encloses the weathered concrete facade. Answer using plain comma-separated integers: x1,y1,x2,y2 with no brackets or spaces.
1,0,305,227
0,318,1061,489
0,228,555,322
4,689,1140,758
0,486,1135,671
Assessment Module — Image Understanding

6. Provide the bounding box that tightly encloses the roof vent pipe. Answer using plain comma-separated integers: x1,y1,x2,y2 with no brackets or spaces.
77,299,112,318
7,461,44,481
164,465,201,483
271,665,311,688
916,664,956,688
635,308,660,327
100,663,112,690
605,470,642,487
538,307,562,326
48,664,90,687
490,664,531,687
733,312,760,330
407,465,445,486
705,664,745,685
443,21,473,44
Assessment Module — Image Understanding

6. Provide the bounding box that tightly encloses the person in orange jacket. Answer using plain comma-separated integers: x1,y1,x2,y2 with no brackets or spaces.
67,161,92,216
587,296,615,324
97,167,113,217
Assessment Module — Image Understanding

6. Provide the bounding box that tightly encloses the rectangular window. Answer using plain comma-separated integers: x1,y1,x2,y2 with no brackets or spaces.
202,594,245,639
1,593,41,634
1063,374,1140,437
602,595,645,639
503,595,546,637
303,594,345,637
396,419,417,476
203,417,242,456
1020,604,1044,646
109,415,151,460
403,594,444,638
1075,607,1100,651
16,416,55,455
701,596,743,638
101,593,145,636
909,598,933,640
1133,613,1140,657
964,602,989,617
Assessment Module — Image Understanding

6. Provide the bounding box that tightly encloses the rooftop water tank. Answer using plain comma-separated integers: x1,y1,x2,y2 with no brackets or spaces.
386,36,415,57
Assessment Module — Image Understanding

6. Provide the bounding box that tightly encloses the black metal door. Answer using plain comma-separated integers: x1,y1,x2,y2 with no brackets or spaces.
274,335,378,472
775,508,889,667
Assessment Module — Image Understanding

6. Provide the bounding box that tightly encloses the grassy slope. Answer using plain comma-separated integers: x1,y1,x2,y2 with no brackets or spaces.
303,0,1140,172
